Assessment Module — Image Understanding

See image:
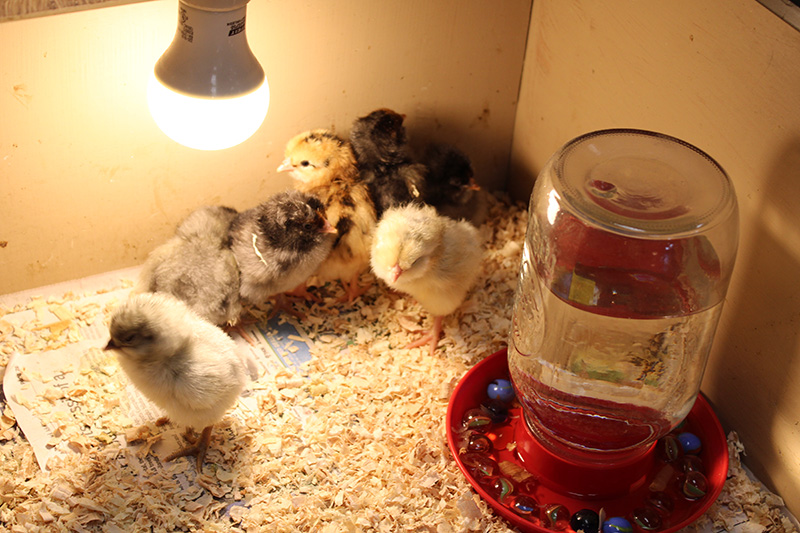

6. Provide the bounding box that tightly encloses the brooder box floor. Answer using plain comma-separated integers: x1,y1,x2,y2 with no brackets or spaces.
0,194,795,532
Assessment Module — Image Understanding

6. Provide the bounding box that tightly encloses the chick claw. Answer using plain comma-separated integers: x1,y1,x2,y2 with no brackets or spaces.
285,283,323,303
267,293,307,321
224,323,257,347
404,316,444,356
164,425,213,473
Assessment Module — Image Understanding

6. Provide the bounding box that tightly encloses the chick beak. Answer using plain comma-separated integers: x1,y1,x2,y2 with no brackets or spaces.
390,264,403,283
277,158,293,172
466,178,481,191
104,338,118,351
319,215,338,235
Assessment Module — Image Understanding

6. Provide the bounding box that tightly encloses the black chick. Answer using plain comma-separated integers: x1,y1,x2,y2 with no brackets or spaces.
349,108,427,218
228,190,337,317
421,143,487,226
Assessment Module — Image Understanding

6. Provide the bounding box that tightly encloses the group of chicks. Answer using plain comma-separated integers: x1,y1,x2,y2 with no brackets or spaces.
104,108,487,471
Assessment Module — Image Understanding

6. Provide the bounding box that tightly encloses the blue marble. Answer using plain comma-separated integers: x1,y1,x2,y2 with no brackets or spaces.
677,432,702,454
487,378,515,403
602,517,633,533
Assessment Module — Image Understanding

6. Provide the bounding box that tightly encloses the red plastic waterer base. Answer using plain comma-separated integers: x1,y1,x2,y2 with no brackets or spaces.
446,348,728,533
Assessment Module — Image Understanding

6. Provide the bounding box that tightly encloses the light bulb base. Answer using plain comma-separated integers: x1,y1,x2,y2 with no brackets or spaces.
154,0,264,98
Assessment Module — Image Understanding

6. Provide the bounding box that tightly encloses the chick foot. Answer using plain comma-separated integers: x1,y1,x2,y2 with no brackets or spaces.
405,316,444,356
285,283,323,303
267,293,307,321
336,275,372,303
164,425,213,473
224,323,257,346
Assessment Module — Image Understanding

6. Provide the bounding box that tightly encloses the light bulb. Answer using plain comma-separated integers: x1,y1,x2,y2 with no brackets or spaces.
148,0,269,151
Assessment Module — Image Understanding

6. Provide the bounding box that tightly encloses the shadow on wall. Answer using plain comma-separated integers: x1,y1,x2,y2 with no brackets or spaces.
507,132,540,204
707,139,800,505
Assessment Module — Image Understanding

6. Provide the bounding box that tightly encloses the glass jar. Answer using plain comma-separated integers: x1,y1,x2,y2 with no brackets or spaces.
508,129,738,464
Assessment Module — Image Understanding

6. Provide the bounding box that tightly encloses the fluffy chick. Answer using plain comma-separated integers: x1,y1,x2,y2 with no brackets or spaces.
371,203,483,355
278,129,377,301
136,205,242,327
228,190,337,316
105,292,255,472
349,108,427,218
421,143,488,226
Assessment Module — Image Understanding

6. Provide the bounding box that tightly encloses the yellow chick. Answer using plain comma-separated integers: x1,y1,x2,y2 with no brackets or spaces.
371,203,483,355
278,129,377,302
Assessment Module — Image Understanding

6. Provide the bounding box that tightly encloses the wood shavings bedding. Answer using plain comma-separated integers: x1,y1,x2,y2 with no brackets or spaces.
0,194,795,532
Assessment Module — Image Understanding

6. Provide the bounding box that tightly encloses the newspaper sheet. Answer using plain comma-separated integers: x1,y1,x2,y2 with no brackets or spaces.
1,267,315,498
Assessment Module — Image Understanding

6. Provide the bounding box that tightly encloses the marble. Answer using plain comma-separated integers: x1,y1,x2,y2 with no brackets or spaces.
678,432,702,454
602,517,633,533
632,506,663,530
647,491,675,515
569,509,600,533
480,399,509,423
461,408,492,432
683,471,709,500
512,494,538,516
542,503,570,530
660,434,683,463
487,378,515,403
467,432,493,453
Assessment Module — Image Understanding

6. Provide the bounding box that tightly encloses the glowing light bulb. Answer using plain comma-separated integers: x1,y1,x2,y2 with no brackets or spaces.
147,75,269,151
148,0,269,151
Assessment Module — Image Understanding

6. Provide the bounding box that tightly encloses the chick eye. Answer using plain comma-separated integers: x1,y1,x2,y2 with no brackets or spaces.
120,333,136,345
304,222,313,231
300,160,311,167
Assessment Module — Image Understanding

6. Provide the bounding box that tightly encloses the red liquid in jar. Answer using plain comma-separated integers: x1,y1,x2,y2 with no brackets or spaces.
508,212,723,461
510,353,673,462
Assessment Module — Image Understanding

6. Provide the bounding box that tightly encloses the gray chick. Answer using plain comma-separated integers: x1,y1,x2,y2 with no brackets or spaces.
228,189,337,317
421,143,488,226
349,108,427,219
105,292,256,472
136,205,242,328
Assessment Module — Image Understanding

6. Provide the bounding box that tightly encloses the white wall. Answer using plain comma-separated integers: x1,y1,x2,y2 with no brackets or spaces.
0,0,532,293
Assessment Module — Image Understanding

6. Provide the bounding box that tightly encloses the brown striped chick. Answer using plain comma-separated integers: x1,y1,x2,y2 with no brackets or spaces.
278,129,377,302
371,203,483,355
